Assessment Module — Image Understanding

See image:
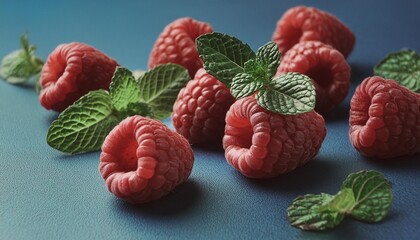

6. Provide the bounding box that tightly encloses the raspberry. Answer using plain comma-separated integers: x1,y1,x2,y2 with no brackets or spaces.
349,76,420,159
223,96,326,178
277,41,351,113
148,17,213,78
39,42,118,112
99,116,194,204
172,68,235,145
272,6,355,58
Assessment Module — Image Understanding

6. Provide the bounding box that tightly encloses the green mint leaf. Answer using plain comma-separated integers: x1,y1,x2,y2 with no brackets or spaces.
0,34,44,84
326,188,356,213
288,193,345,231
230,73,264,99
47,90,119,154
256,72,315,114
255,41,281,81
374,49,420,93
139,63,189,119
123,101,153,119
109,67,142,114
341,170,393,223
196,32,256,87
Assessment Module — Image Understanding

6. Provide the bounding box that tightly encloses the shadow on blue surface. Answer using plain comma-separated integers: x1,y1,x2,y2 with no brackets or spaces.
112,180,202,217
234,157,341,194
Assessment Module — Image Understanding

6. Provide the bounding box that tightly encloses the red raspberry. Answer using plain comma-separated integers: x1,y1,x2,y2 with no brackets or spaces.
349,76,420,159
39,42,118,112
172,68,236,146
223,96,326,178
272,6,355,58
99,116,194,204
148,17,213,78
277,41,351,113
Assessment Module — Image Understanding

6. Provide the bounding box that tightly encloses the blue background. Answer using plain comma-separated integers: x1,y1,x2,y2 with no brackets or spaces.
1,0,419,239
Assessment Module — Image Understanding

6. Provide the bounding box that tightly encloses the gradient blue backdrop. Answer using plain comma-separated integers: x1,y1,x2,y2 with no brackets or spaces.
1,1,419,239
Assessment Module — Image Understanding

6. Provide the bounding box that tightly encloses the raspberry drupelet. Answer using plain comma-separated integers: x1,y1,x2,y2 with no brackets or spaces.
223,96,326,178
99,116,194,204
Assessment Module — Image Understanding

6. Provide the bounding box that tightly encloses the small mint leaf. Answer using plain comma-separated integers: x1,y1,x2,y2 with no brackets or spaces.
231,73,264,99
122,101,153,119
256,72,315,115
47,90,119,154
325,188,356,213
139,64,189,119
374,49,420,93
243,59,266,82
109,67,141,114
288,193,345,231
341,170,393,223
255,41,281,81
0,34,44,84
196,32,256,87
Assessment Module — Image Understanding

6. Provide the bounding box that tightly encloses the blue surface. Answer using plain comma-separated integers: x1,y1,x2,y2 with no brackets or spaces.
1,1,420,239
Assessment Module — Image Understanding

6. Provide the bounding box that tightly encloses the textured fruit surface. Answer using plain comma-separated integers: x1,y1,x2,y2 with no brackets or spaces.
99,116,194,204
39,42,118,112
172,68,236,145
277,41,350,113
272,6,355,58
223,96,326,178
349,76,420,159
148,17,213,78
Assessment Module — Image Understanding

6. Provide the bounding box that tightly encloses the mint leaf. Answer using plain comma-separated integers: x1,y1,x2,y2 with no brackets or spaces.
139,64,189,119
230,73,264,99
47,90,119,154
327,188,356,213
255,41,280,81
196,32,256,87
109,67,142,114
0,34,43,84
288,193,345,231
341,170,393,223
288,170,392,231
374,49,420,93
256,72,315,114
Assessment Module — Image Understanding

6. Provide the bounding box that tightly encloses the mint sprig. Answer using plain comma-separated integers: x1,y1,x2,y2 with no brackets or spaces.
0,34,44,84
374,49,420,93
47,64,189,154
288,170,393,231
197,32,316,115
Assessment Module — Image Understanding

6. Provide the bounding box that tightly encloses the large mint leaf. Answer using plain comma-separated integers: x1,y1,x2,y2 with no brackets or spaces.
47,90,119,154
196,32,256,87
110,67,140,112
341,170,393,223
288,193,345,231
0,34,43,84
255,41,281,82
139,64,189,119
374,49,420,93
230,73,264,99
256,72,315,114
